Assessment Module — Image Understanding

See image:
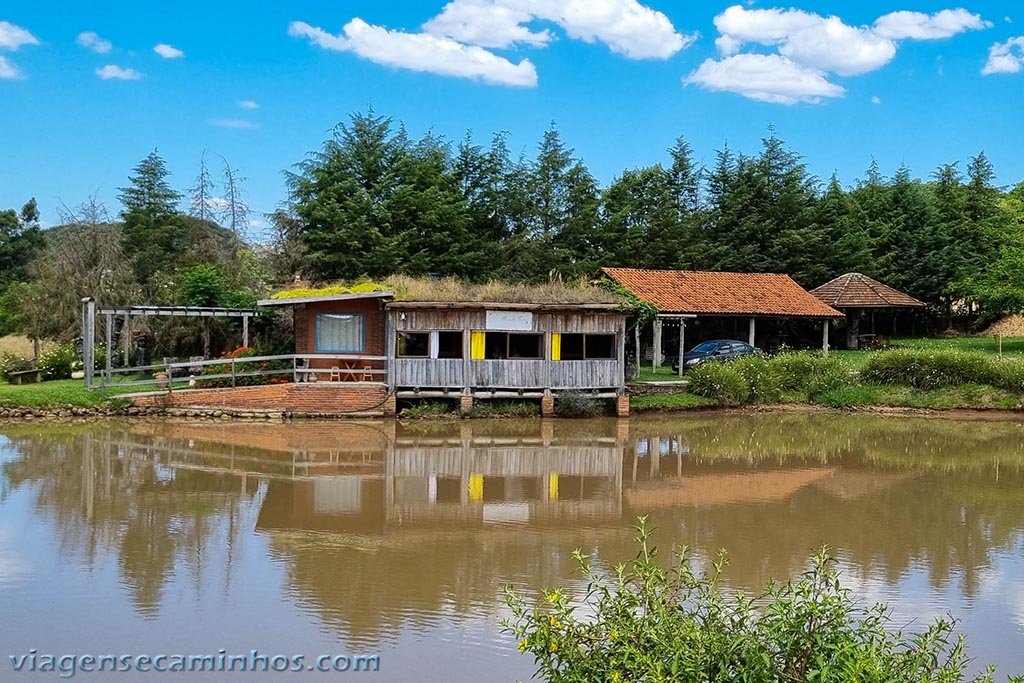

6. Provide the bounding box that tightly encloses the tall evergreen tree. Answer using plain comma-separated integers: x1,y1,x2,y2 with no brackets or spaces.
118,150,185,287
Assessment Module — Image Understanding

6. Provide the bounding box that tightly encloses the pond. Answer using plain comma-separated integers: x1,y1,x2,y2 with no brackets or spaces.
1,414,1023,681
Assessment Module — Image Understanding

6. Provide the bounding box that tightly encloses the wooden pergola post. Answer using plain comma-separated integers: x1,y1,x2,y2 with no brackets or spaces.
748,317,756,346
81,298,96,389
677,319,685,377
822,319,830,355
652,318,663,370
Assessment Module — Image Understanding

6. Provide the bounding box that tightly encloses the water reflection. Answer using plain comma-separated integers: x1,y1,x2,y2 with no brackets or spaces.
2,414,1024,678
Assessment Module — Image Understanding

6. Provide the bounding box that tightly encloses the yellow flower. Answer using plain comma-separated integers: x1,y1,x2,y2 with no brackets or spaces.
548,615,557,626
549,641,558,653
517,640,528,653
611,672,622,683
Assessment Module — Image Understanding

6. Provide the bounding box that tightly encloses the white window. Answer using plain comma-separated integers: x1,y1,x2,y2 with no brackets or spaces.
315,313,365,353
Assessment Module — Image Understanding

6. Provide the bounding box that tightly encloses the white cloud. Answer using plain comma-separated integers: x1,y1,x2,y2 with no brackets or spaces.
0,20,38,50
0,55,18,79
290,0,691,86
210,118,259,129
982,35,1024,74
288,18,539,87
76,31,112,54
153,43,184,59
96,64,142,80
874,9,991,40
424,0,693,59
424,0,553,49
685,53,845,105
703,5,992,104
238,99,260,109
713,6,896,76
871,95,882,104
0,20,38,78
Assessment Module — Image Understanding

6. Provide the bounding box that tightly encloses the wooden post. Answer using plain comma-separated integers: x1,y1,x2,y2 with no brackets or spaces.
748,317,756,346
634,324,641,372
122,313,131,366
104,313,113,389
242,315,250,348
82,298,95,389
385,309,396,392
462,327,471,394
652,318,663,370
677,320,685,377
822,319,830,355
617,318,627,391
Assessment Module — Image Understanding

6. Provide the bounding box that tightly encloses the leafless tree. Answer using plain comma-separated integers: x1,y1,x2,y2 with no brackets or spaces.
219,156,249,257
188,151,217,223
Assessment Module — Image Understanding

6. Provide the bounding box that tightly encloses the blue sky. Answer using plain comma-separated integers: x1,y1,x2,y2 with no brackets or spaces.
1,1,1022,232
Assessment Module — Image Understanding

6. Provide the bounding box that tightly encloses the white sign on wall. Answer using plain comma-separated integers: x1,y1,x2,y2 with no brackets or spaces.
486,310,533,331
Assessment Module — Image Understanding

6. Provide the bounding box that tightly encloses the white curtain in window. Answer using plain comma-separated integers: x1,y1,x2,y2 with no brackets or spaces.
316,314,364,352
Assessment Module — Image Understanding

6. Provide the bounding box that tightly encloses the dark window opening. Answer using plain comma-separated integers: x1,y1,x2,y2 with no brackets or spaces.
585,334,616,359
397,332,429,357
437,331,463,359
484,332,543,360
560,333,615,360
561,334,585,360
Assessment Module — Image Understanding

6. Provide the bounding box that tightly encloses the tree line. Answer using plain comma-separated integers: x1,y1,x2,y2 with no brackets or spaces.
2,109,1024,353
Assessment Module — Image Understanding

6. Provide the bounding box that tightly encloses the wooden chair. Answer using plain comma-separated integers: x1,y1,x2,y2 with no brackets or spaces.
329,367,341,382
361,366,373,382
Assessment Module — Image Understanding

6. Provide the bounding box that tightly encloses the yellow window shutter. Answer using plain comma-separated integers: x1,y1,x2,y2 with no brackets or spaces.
470,331,486,360
550,333,561,361
468,473,484,501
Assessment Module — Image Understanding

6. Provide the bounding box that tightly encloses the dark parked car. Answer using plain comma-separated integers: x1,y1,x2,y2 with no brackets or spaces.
672,339,760,372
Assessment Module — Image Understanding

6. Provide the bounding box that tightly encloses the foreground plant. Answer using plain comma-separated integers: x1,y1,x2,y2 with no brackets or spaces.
504,518,1020,683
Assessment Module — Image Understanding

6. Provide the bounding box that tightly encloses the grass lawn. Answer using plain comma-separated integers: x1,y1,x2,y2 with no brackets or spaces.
0,379,139,408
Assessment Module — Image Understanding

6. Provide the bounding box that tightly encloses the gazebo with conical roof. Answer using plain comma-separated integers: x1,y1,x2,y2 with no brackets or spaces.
811,273,926,349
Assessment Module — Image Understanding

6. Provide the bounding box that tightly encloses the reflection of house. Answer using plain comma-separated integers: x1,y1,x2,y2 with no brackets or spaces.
256,435,624,534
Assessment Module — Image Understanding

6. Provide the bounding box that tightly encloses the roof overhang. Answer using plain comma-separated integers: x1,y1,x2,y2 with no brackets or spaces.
386,301,624,312
257,291,395,307
97,305,257,318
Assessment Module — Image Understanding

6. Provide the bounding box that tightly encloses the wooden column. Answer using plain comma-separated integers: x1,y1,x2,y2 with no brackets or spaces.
103,312,113,388
822,319,830,355
748,317,756,346
652,318,663,370
81,298,96,389
242,315,250,348
617,318,627,391
677,320,686,377
122,313,131,366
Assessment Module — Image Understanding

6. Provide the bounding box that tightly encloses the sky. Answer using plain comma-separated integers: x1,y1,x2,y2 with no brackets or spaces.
1,0,1022,233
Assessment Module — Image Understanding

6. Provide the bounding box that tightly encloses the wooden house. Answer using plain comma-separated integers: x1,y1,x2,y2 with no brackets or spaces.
257,290,630,416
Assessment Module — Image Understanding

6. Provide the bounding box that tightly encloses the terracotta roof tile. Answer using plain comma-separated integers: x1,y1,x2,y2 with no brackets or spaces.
602,268,843,318
810,273,925,309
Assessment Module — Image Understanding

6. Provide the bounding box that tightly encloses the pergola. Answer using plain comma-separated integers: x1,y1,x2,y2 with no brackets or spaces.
80,297,259,388
810,273,926,349
602,268,844,374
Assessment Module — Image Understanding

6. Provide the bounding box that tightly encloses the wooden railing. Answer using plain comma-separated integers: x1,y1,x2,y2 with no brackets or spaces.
96,354,388,392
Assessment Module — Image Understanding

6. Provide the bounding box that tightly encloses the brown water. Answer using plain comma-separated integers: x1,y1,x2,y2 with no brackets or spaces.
1,415,1024,681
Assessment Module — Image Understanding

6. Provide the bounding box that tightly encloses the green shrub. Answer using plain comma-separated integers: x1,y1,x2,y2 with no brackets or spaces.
504,518,1019,683
555,392,607,418
770,352,851,398
863,349,999,390
469,400,541,418
1,352,34,382
686,362,749,405
400,400,457,419
37,343,79,381
730,355,784,403
194,346,291,388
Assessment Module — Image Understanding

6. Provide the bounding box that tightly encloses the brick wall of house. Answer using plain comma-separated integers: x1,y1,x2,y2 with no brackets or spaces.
131,383,391,415
293,299,387,371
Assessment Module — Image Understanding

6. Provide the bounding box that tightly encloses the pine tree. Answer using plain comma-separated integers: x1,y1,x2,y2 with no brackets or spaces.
118,150,185,287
